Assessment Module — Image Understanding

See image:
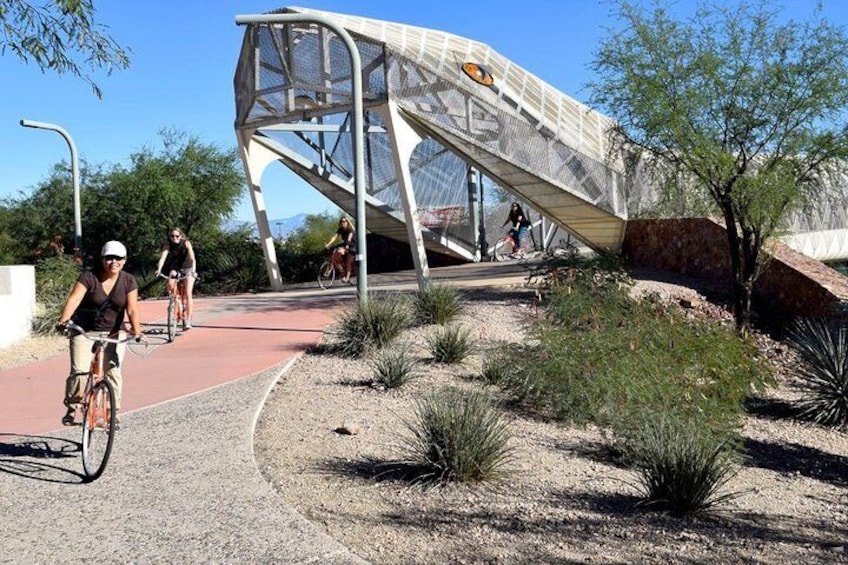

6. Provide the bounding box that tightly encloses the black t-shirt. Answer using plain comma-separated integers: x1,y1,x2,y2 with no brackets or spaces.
336,226,356,251
507,208,532,228
163,239,191,272
72,270,139,333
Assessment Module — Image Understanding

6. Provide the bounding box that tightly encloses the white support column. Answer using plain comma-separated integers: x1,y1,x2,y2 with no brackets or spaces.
377,101,430,287
236,129,284,291
466,166,481,262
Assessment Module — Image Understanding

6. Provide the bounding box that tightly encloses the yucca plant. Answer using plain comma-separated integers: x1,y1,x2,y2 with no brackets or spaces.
398,387,514,483
413,282,462,325
787,317,848,428
428,325,473,364
372,346,419,389
332,293,412,358
623,416,739,515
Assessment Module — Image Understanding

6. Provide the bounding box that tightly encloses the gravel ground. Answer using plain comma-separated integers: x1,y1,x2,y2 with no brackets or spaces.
255,280,848,564
0,334,66,371
0,363,365,564
4,274,847,564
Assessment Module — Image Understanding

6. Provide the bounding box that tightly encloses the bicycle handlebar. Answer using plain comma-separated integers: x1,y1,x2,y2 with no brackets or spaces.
157,271,199,281
60,320,139,344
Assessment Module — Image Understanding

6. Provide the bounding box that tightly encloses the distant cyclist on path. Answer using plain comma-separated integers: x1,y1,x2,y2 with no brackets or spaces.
155,227,197,329
502,202,532,256
324,216,357,283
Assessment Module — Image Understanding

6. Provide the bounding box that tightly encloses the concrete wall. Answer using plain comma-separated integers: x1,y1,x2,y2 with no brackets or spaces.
622,218,848,321
0,266,36,348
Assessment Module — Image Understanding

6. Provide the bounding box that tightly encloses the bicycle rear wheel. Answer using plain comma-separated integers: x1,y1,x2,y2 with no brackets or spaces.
318,260,335,289
81,379,116,481
166,298,176,342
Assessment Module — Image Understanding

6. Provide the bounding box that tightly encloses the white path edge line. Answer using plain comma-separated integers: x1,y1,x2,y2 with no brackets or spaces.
249,355,300,463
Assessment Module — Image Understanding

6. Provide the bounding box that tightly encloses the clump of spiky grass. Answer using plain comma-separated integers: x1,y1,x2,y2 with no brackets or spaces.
428,325,473,364
398,387,514,484
413,282,462,325
332,294,412,358
622,416,739,515
480,344,526,385
481,350,512,385
372,346,419,389
787,317,848,428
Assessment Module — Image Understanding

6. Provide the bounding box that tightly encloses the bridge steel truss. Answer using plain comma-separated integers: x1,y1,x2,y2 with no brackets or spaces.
234,7,848,290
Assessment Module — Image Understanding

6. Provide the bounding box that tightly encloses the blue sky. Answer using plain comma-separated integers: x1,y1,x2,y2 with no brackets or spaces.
2,1,846,223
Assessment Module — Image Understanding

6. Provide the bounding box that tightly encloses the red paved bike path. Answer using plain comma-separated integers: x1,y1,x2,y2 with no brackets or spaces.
0,291,351,437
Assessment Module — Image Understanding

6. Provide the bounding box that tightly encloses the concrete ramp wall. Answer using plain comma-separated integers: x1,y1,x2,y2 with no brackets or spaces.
0,266,36,348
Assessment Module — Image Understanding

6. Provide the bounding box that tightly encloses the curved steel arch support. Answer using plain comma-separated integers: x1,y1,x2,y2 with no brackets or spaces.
237,129,284,290
375,101,430,288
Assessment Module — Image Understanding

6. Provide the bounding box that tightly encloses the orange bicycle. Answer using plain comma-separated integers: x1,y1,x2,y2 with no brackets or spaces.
493,228,537,261
318,247,356,289
61,321,137,481
159,272,197,341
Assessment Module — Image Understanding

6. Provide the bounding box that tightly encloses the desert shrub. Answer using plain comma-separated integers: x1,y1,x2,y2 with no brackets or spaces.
32,254,82,335
481,344,551,407
276,213,338,283
480,345,518,385
372,346,419,389
399,387,514,483
413,282,462,325
541,263,635,329
621,416,739,514
489,268,773,434
787,317,848,428
428,325,473,364
331,293,412,358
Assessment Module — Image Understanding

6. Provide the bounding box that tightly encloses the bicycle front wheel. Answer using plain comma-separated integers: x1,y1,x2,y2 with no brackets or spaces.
81,379,116,481
494,238,513,262
318,261,335,289
166,298,177,342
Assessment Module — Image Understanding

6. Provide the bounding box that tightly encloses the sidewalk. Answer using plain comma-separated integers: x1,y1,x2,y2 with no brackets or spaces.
0,290,351,437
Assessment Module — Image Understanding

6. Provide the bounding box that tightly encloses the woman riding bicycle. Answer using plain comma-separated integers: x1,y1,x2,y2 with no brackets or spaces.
502,202,532,256
324,216,356,283
56,240,142,426
155,227,197,329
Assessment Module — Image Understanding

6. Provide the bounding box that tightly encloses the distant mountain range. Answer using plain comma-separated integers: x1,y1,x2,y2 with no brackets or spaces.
223,213,307,239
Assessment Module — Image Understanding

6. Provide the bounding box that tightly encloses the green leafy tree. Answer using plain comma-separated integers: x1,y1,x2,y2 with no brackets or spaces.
2,130,245,274
0,207,20,264
277,212,338,282
1,0,131,97
1,161,93,262
589,1,848,332
89,129,245,271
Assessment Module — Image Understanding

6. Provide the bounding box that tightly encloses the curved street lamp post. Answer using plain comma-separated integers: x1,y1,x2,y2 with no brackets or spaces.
20,119,82,257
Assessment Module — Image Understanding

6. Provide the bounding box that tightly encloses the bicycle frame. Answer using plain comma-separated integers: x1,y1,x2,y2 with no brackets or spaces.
318,248,356,289
63,320,133,481
493,230,535,261
159,272,193,341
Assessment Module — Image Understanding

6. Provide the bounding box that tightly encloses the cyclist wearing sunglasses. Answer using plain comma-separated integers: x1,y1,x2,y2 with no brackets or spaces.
55,240,142,426
155,227,197,329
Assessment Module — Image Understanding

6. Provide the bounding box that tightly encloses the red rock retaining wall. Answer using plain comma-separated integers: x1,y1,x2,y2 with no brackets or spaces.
622,218,848,320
